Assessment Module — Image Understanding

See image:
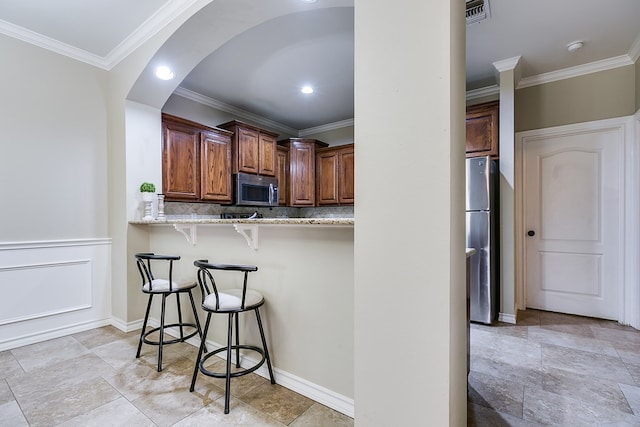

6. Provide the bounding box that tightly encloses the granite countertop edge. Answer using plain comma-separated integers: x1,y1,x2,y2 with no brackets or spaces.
129,218,354,226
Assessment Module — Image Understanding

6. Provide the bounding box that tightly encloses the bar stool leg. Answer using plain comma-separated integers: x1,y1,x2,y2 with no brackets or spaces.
136,295,153,358
176,291,185,340
158,293,167,372
234,313,240,368
224,312,234,414
255,307,276,384
187,290,208,353
190,313,211,392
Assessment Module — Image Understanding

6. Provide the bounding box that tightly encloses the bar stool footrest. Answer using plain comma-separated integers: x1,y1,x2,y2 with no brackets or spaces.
199,345,266,378
142,323,199,346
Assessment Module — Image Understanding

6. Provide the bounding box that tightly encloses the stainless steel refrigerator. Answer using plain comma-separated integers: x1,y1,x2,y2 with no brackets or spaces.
466,156,498,324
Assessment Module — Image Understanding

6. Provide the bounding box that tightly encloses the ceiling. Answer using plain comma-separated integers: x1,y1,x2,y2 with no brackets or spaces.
1,0,639,131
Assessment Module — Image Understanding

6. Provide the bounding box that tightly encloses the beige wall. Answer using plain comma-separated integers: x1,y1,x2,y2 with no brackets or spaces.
0,35,109,241
144,224,355,398
515,65,636,132
354,0,466,425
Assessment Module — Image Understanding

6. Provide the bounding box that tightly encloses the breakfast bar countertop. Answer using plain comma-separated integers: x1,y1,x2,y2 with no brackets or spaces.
129,217,354,226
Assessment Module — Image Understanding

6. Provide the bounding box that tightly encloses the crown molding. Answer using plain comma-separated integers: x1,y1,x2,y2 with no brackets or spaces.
0,19,109,68
174,87,354,136
466,85,499,101
298,119,354,136
174,87,300,136
0,0,201,70
103,0,202,69
518,54,634,89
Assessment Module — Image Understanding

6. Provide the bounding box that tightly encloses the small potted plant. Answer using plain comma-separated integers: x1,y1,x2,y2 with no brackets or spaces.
140,182,156,202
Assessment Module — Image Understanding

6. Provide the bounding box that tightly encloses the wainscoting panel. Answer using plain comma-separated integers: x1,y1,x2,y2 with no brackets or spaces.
0,239,111,351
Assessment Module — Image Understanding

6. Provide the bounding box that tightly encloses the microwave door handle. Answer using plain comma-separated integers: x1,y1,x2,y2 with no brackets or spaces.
269,183,275,205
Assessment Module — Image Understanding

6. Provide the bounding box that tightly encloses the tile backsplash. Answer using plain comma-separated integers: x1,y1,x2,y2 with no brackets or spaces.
164,202,353,219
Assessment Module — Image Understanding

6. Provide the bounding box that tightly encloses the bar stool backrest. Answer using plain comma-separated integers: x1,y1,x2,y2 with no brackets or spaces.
135,252,180,292
194,259,258,311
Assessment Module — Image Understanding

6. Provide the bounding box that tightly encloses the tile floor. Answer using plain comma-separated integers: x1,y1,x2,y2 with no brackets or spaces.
468,309,640,426
3,310,640,426
0,326,354,426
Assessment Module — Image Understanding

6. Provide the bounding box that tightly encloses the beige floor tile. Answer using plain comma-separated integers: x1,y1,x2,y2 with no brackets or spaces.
7,353,115,402
542,343,635,385
468,371,525,419
290,403,354,427
468,402,543,427
0,380,14,406
18,377,121,427
173,396,286,426
71,325,135,349
523,386,640,426
541,366,632,414
0,351,24,381
527,325,619,357
240,383,314,425
9,335,90,372
131,384,213,427
0,400,29,427
56,397,156,427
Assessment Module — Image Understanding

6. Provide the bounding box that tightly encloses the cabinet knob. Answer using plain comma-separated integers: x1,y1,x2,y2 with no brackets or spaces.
527,230,536,237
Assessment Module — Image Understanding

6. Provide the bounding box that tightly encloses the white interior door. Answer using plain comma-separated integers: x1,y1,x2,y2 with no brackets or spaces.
523,127,622,320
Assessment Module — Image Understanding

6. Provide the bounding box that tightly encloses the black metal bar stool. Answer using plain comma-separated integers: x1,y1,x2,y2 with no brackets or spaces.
134,253,207,372
190,259,275,414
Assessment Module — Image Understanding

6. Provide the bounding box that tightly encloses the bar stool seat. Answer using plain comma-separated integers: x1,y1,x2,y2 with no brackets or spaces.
135,253,207,372
191,260,275,414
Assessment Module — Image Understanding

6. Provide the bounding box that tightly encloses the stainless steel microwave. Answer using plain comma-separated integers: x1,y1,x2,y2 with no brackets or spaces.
234,173,278,207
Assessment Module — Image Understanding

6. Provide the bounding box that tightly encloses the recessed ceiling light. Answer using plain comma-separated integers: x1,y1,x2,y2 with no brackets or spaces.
567,40,584,53
301,86,314,94
302,0,317,3
155,65,175,80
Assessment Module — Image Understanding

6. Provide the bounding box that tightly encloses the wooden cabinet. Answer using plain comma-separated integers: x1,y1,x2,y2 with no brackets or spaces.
276,145,289,206
278,138,328,207
466,101,499,158
218,120,278,176
316,144,355,206
162,114,233,203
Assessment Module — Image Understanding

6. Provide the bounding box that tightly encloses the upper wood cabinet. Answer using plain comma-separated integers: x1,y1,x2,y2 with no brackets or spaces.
316,144,355,206
218,120,278,176
276,145,289,206
278,138,328,207
162,114,233,203
466,101,499,158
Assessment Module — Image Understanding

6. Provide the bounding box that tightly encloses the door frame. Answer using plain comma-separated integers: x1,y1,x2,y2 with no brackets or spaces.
514,115,639,327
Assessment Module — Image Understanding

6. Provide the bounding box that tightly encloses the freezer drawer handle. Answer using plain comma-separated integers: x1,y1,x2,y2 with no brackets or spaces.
527,230,535,237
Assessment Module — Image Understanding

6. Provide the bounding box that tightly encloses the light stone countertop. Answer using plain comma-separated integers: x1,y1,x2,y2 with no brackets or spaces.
129,217,354,226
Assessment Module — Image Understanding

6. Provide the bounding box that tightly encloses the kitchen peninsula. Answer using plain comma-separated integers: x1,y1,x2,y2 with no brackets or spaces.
128,213,355,416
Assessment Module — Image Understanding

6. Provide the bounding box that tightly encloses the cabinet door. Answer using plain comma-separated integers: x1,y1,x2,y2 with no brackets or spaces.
162,121,200,200
259,133,277,176
466,101,499,158
201,130,232,203
237,127,260,174
316,150,339,205
338,146,355,204
276,146,289,206
289,142,316,206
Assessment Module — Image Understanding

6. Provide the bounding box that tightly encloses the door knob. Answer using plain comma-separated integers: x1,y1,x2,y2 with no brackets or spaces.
527,230,535,237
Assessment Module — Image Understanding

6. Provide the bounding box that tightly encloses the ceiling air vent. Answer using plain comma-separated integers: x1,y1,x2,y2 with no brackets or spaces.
466,0,491,25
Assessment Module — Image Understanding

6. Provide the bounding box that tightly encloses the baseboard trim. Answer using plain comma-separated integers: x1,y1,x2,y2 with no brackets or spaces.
140,319,355,418
498,312,517,324
0,318,111,352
